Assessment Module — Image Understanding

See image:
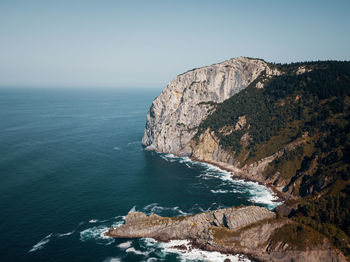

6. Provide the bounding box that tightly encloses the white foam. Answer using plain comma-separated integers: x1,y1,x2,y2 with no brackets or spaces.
113,146,121,151
29,233,52,252
102,257,121,262
89,219,98,223
80,226,114,245
172,206,190,216
125,247,151,256
210,189,229,194
118,241,132,249
112,221,124,228
143,237,158,246
248,186,281,209
57,230,75,237
159,152,282,210
160,154,193,164
142,203,191,216
159,239,250,262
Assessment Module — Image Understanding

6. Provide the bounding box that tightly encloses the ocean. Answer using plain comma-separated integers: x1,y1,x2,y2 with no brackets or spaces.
0,87,280,262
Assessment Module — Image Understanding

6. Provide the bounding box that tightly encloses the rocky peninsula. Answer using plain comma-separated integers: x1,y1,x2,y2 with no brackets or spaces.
106,206,345,261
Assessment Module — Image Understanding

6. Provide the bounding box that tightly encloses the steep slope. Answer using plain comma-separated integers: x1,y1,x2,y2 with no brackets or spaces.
142,57,278,155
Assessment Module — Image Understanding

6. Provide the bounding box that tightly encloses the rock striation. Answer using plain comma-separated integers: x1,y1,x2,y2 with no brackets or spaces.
142,57,268,155
106,206,274,241
106,206,346,262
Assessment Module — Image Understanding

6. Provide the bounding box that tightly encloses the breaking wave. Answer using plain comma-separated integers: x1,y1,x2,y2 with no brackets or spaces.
159,152,282,210
29,233,52,252
118,241,132,249
158,239,250,262
116,238,252,261
142,203,191,216
80,225,115,245
57,230,75,237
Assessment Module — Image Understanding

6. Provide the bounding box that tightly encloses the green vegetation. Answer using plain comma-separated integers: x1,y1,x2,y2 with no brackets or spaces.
269,223,325,250
195,60,350,256
293,185,350,255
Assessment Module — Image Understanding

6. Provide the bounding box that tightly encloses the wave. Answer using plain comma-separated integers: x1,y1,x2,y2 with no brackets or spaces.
57,230,75,237
112,221,124,228
210,189,229,193
160,154,192,165
125,247,152,256
159,239,250,262
113,146,121,151
189,202,225,213
159,152,282,210
247,186,281,209
142,203,191,216
118,241,132,249
29,233,52,252
89,219,98,223
102,257,121,262
79,215,124,246
137,238,250,262
80,226,114,245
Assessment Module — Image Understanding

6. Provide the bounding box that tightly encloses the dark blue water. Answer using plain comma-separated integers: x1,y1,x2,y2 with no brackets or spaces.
0,88,279,262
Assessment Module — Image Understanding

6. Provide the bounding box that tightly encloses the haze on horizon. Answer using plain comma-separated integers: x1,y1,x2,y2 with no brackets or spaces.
1,0,349,88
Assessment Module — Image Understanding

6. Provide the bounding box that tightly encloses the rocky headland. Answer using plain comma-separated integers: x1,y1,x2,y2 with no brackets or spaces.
106,206,346,262
108,57,350,261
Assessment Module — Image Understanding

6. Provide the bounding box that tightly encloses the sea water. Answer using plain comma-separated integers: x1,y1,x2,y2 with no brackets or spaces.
0,87,280,262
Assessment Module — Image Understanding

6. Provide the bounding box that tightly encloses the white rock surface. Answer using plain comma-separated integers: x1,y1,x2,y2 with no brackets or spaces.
142,57,269,155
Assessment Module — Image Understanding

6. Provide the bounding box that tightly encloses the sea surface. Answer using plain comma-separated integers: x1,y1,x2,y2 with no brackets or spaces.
0,87,280,262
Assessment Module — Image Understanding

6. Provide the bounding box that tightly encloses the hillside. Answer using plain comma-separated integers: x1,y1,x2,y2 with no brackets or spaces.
195,60,350,256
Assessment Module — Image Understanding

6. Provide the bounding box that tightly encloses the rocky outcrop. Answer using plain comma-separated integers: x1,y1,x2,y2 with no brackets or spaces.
192,129,238,166
106,206,274,241
106,206,346,262
142,57,269,155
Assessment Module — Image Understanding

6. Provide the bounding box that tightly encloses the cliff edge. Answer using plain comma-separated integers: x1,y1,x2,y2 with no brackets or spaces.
142,57,271,155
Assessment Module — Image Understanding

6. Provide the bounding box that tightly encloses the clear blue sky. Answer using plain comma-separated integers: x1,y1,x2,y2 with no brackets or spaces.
1,0,349,88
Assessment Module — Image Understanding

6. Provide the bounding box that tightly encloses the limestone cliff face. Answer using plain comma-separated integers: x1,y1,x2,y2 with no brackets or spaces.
142,57,268,155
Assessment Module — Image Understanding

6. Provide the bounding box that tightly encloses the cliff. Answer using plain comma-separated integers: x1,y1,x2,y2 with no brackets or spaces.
142,57,273,155
140,58,350,258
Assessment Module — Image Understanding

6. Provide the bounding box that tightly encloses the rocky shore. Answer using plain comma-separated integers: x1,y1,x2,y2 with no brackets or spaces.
106,206,346,262
133,57,349,260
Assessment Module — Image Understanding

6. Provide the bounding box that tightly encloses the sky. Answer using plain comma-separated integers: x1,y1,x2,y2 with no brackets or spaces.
0,0,349,88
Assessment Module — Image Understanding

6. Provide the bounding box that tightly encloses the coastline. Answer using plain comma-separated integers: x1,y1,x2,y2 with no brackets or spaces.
151,147,290,208
104,149,346,262
189,156,291,204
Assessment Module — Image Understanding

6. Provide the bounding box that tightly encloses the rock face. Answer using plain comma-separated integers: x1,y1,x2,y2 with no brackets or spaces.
142,57,268,155
106,206,347,262
106,206,274,240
